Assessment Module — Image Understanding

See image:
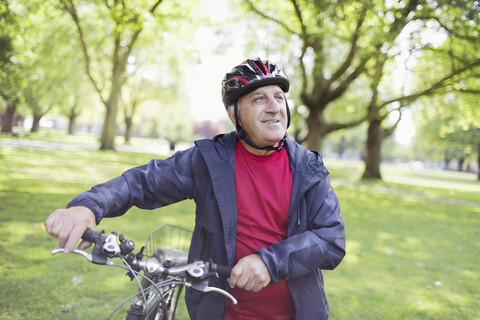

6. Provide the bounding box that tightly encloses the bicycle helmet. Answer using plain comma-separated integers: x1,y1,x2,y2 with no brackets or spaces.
221,58,291,152
222,58,290,107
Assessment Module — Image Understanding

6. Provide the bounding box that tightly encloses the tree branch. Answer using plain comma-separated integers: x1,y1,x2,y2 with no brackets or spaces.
324,114,369,134
381,116,401,139
150,0,164,14
0,90,8,101
117,0,162,91
455,88,480,95
244,0,299,35
290,0,307,38
328,5,367,85
412,15,479,41
380,58,480,108
290,0,310,95
60,0,106,105
326,55,369,103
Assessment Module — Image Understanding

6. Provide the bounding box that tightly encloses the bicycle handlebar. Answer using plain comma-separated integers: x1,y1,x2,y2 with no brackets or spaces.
82,228,102,243
211,263,233,278
79,228,232,276
52,228,237,305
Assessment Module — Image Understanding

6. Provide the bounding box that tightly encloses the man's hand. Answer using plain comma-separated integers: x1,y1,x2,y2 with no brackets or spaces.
44,206,97,254
228,254,271,292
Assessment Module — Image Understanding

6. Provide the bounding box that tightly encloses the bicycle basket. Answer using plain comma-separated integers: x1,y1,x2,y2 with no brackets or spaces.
144,224,193,258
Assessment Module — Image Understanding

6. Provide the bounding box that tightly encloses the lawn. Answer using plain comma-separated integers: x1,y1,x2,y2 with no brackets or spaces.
0,138,479,319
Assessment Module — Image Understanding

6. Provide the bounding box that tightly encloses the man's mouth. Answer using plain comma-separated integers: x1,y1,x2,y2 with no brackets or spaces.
261,119,280,124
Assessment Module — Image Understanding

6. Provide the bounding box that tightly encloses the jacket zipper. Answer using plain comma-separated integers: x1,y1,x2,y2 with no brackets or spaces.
288,174,328,235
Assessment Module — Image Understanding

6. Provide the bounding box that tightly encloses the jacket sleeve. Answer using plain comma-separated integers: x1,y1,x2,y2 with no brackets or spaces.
256,176,346,283
67,148,196,224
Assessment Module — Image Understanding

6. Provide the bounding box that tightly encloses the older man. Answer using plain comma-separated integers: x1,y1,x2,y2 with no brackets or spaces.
45,58,345,320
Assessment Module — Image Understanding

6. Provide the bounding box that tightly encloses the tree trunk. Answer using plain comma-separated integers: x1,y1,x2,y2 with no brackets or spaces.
100,82,121,150
1,102,17,133
99,42,125,150
31,114,42,132
443,153,451,170
100,100,118,150
305,108,325,151
457,157,465,172
362,119,383,179
68,111,77,135
68,95,79,135
477,146,480,181
124,116,132,143
337,136,346,158
306,109,319,150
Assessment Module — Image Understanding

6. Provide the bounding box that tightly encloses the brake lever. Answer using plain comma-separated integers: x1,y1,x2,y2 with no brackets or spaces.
203,286,238,305
51,248,109,265
186,281,238,305
51,248,93,261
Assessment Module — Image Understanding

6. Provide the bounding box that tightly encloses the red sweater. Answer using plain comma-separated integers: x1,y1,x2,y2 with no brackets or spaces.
226,141,295,320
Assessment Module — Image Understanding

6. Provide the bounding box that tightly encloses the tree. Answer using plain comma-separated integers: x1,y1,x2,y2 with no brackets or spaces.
54,71,99,135
361,0,480,179
242,0,480,180
324,124,366,159
242,0,383,151
12,1,90,133
360,0,420,179
0,0,22,134
414,92,480,179
59,0,185,150
121,75,149,143
119,14,198,143
1,1,89,134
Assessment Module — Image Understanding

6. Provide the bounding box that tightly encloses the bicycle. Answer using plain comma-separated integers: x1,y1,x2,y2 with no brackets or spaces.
52,224,236,320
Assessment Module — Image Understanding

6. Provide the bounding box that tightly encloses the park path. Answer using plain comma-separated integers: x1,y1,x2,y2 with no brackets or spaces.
1,138,479,209
0,138,173,154
0,139,98,151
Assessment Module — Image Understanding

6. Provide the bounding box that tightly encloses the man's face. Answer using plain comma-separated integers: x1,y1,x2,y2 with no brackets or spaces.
235,85,288,150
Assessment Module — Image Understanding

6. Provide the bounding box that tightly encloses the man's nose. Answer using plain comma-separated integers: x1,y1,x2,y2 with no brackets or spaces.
266,96,282,112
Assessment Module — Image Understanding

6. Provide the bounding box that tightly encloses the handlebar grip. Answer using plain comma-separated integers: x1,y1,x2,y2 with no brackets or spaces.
82,228,101,243
212,264,233,278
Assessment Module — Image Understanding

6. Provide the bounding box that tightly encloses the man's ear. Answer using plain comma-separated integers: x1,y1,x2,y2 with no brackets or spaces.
227,105,237,126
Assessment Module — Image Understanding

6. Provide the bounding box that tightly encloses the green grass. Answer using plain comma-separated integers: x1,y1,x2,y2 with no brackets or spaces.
327,185,479,319
324,158,480,319
1,138,479,319
0,147,194,319
325,158,479,203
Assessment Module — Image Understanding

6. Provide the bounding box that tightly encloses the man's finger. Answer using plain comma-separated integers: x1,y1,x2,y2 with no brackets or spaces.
64,225,88,254
73,224,97,251
234,273,249,289
77,240,93,251
48,212,66,238
44,214,54,235
57,219,75,252
228,265,243,288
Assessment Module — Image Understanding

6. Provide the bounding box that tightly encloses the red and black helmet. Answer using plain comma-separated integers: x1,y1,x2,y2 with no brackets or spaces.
221,58,291,152
221,58,290,107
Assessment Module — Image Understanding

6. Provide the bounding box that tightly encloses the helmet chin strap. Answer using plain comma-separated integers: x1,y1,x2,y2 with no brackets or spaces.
234,102,287,152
